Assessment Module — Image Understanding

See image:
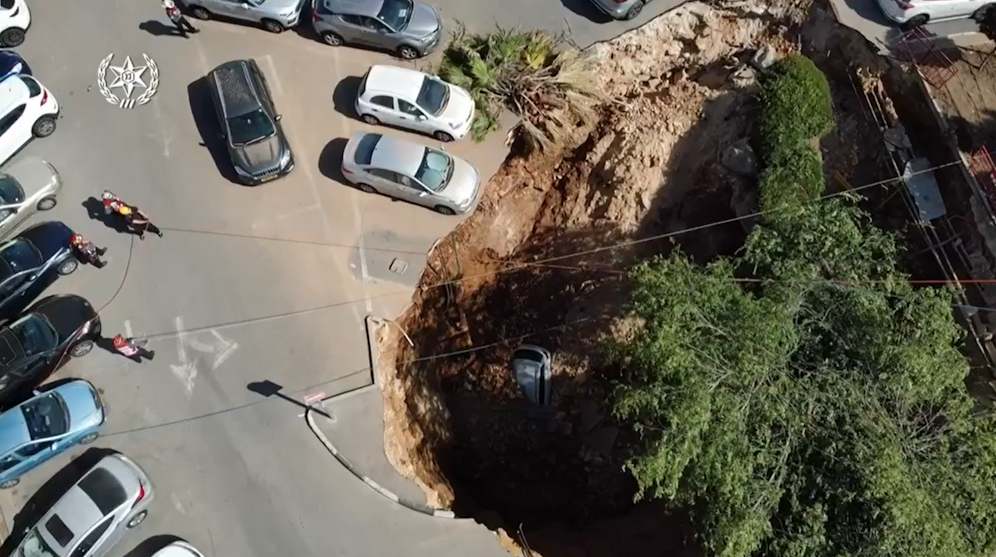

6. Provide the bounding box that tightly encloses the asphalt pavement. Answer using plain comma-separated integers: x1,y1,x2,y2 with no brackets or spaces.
828,0,992,52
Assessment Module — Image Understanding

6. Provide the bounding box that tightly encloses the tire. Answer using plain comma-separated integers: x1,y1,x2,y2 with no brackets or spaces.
70,340,94,358
78,432,98,445
0,478,19,489
434,205,456,216
36,196,56,211
0,28,25,48
433,131,455,142
261,19,283,33
32,116,56,138
322,32,344,46
397,45,419,60
57,258,78,276
624,1,644,20
126,510,148,529
362,114,380,126
974,4,995,20
901,14,929,29
357,183,377,194
190,6,210,20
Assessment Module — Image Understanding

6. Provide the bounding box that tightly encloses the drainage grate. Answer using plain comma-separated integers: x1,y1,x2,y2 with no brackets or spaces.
389,258,409,275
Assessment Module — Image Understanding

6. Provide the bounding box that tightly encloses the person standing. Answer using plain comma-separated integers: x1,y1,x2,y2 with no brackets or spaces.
112,335,155,363
163,0,198,37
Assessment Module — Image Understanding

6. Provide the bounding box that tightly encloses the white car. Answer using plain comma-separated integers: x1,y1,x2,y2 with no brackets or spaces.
0,0,29,47
0,74,57,167
875,0,993,27
0,156,61,238
151,540,207,557
354,65,475,142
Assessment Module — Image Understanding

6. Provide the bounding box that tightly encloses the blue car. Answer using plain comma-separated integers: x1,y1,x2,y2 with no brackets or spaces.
0,221,78,314
0,51,27,83
0,379,104,489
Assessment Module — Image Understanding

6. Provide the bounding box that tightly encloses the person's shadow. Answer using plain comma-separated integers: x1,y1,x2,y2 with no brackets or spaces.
138,20,185,37
82,197,131,234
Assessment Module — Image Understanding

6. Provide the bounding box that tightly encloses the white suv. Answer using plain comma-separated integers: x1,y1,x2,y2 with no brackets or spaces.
0,0,29,47
0,75,58,167
355,65,475,142
875,0,994,27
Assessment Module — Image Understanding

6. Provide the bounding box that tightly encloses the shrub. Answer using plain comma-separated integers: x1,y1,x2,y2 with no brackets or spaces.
757,56,835,160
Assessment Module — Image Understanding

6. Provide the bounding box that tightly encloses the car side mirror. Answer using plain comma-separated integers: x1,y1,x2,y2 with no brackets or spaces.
416,115,426,121
275,114,282,122
31,389,40,396
418,191,427,197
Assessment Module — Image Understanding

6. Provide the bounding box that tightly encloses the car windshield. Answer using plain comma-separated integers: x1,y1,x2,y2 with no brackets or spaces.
416,77,449,116
21,393,68,440
18,530,58,557
226,109,275,146
378,0,413,30
0,175,24,206
414,149,453,192
9,315,56,357
0,240,40,272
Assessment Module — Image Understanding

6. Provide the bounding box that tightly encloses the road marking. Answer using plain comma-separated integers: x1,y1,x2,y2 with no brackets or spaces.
261,55,285,98
151,99,172,158
171,493,187,515
193,38,211,74
209,329,239,369
250,203,321,231
124,319,133,338
304,392,325,405
170,316,197,400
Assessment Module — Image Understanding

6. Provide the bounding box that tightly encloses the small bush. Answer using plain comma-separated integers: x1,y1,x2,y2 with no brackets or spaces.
758,144,825,217
757,56,834,160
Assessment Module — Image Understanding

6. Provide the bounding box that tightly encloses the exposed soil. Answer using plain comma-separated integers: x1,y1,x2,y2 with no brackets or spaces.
374,2,918,556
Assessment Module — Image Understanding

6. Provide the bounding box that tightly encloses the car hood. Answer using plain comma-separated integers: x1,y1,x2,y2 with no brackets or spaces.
0,407,28,456
59,382,104,431
438,85,475,127
5,158,58,202
235,135,283,175
19,221,72,262
437,157,480,207
34,297,96,344
404,2,440,38
258,0,304,12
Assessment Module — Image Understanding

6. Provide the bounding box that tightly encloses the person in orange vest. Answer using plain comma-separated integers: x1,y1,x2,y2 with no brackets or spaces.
112,335,155,363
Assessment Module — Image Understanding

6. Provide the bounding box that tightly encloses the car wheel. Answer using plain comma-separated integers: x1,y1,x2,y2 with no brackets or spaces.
70,340,94,358
434,205,456,216
357,183,377,194
0,28,25,48
433,131,455,142
127,510,148,529
36,196,56,211
190,6,211,20
397,45,420,60
261,19,284,33
0,478,19,489
32,116,56,138
79,432,98,445
57,258,78,276
362,114,380,126
901,14,929,29
624,1,644,20
974,4,995,20
322,32,344,46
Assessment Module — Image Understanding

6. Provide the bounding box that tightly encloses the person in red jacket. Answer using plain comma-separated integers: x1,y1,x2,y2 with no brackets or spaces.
163,0,198,37
112,335,155,363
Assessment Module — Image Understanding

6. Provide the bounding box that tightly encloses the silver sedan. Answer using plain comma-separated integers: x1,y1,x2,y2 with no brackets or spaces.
0,156,61,240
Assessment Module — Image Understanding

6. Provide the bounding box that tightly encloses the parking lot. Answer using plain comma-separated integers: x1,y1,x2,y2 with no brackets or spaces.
0,2,508,557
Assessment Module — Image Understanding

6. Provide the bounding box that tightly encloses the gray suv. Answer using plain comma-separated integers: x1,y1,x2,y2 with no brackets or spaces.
206,60,294,185
185,0,306,33
588,0,651,20
311,0,442,59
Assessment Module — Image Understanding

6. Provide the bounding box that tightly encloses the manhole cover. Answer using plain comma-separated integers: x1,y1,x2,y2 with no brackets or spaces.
389,258,409,275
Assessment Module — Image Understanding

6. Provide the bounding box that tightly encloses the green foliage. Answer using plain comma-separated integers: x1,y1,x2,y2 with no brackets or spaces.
435,23,607,150
757,145,825,217
757,56,835,158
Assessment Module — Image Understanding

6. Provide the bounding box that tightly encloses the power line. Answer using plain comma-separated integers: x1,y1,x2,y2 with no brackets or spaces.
158,226,428,256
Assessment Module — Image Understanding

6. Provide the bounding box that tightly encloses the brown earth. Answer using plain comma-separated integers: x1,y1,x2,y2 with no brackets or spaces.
374,2,913,556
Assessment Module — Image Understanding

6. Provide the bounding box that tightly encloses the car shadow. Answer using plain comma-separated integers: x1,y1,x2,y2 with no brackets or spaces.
121,535,184,557
81,197,131,234
292,0,321,42
560,0,613,23
138,20,186,38
333,76,362,120
0,448,119,557
186,77,241,185
318,138,350,185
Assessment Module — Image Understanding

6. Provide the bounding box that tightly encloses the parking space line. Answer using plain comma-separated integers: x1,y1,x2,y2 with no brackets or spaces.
251,203,321,231
262,55,285,98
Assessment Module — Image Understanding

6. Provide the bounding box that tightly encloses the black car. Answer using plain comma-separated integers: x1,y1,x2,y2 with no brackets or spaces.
0,221,77,314
0,294,101,400
207,60,294,185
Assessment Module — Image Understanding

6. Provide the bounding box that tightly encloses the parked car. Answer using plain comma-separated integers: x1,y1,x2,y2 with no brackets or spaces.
185,0,306,33
0,379,105,489
0,294,101,402
0,222,78,314
355,65,475,142
151,540,208,557
874,0,993,27
0,51,27,82
341,132,481,215
588,0,652,20
0,157,61,239
511,344,552,406
206,60,293,185
13,453,154,557
312,0,442,59
0,74,57,167
0,0,29,47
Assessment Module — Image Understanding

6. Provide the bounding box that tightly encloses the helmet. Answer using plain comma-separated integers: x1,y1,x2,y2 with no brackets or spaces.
118,205,132,216
70,234,82,245
101,191,114,200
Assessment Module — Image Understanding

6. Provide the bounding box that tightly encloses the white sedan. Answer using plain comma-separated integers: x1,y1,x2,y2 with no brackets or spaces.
0,0,29,47
0,156,61,239
152,540,208,557
354,64,475,142
0,74,58,168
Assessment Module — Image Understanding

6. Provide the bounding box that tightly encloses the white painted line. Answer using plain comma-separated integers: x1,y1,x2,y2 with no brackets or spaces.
251,203,321,231
151,99,172,158
124,319,133,338
304,392,325,405
261,55,284,98
208,329,239,369
174,316,188,363
171,493,187,515
171,316,197,400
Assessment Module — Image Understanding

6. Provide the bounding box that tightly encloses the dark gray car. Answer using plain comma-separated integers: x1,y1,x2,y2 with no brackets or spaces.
311,0,442,59
206,60,294,185
589,0,650,20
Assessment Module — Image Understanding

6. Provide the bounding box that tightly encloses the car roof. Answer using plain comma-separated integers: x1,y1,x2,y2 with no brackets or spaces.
363,133,426,175
210,60,261,118
153,542,205,557
364,65,426,98
0,76,28,114
44,455,138,539
324,0,386,17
